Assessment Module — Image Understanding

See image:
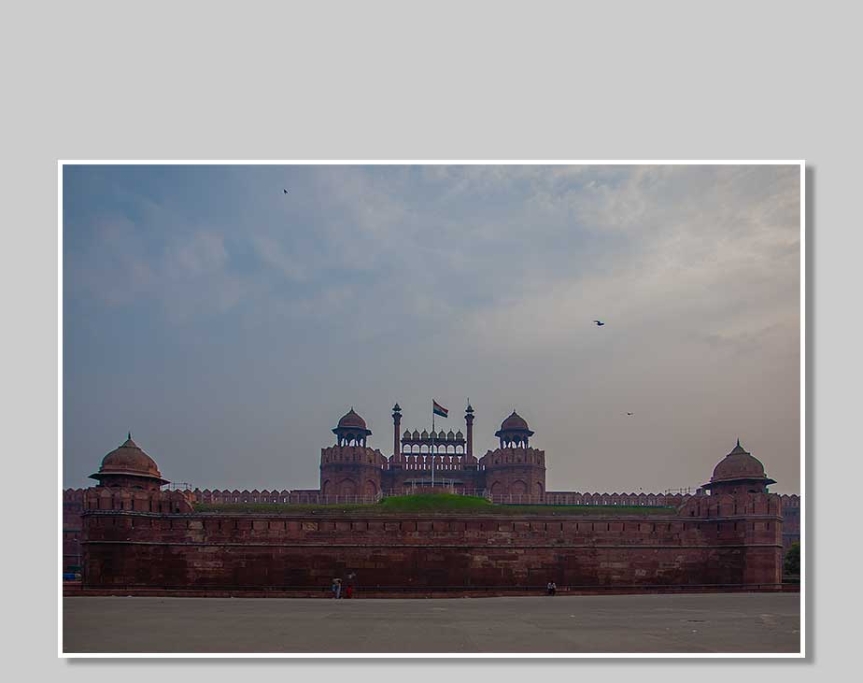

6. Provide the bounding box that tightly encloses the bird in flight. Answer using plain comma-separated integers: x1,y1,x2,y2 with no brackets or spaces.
283,188,288,194
593,320,605,326
625,412,634,416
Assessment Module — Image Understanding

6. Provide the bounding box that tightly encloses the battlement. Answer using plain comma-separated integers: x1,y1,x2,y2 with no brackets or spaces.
63,487,802,509
480,446,546,467
320,445,388,467
83,486,194,513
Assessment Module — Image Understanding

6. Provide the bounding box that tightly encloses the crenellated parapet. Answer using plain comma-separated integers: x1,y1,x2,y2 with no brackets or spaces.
777,493,801,551
678,491,783,518
64,488,86,503
543,491,692,507
480,446,546,468
194,488,293,504
321,445,388,466
83,486,194,513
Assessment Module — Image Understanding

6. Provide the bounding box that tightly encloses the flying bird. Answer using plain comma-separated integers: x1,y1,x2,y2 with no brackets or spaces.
626,412,634,416
283,188,288,194
593,320,605,326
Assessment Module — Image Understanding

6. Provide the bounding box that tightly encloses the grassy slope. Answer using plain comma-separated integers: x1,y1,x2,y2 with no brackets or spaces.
194,493,677,516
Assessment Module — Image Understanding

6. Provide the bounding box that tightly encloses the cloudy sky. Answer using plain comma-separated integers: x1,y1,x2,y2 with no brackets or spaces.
62,164,801,495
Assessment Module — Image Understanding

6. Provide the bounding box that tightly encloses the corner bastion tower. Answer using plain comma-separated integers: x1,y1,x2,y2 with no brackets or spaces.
702,439,776,495
89,433,169,491
83,434,193,513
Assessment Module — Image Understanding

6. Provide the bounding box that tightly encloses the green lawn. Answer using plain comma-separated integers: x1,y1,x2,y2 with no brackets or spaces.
194,493,677,516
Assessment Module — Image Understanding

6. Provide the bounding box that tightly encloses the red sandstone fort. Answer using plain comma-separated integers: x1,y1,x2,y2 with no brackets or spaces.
62,404,801,594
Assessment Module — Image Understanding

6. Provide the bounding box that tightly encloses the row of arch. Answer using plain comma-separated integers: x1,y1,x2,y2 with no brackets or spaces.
489,480,544,497
336,437,369,447
402,430,464,441
401,445,466,454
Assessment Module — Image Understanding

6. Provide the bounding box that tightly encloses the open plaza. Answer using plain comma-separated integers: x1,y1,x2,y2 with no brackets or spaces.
63,592,801,655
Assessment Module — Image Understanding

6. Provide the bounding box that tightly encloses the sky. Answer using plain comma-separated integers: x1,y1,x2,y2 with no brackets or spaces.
62,164,801,495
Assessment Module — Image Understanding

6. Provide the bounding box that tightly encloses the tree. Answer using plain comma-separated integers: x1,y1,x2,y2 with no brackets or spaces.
784,542,800,575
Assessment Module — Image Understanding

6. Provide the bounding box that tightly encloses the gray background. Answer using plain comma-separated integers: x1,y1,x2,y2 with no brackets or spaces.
2,0,854,679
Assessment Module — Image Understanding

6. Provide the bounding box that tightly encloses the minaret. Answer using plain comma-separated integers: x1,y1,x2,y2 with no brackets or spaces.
392,403,402,465
465,402,475,467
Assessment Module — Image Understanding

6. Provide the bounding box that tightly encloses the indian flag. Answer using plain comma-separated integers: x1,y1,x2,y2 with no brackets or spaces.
433,400,448,418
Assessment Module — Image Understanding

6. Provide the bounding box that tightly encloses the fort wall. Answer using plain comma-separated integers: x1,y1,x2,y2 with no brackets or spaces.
63,488,801,575
80,492,783,591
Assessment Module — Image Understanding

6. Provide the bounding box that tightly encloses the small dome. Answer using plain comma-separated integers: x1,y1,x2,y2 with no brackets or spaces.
709,440,771,484
91,436,167,483
403,429,411,438
421,429,429,439
456,430,464,439
500,411,529,431
337,408,367,430
447,429,455,440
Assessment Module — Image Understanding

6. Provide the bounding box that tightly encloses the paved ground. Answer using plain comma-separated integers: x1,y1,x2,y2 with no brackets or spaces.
63,593,801,655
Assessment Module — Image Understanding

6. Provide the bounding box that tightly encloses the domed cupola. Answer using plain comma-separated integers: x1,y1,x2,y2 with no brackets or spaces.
89,433,169,490
703,439,776,495
494,410,535,448
332,407,372,447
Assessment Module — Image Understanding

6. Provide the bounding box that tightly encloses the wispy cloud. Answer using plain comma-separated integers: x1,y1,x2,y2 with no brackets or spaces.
63,164,801,495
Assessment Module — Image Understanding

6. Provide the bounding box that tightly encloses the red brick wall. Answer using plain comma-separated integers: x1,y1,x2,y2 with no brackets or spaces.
81,492,783,590
778,494,801,552
63,489,85,574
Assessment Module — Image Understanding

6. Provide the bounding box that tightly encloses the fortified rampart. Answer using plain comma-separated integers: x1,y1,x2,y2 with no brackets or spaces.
62,489,801,578
62,404,801,589
80,492,783,591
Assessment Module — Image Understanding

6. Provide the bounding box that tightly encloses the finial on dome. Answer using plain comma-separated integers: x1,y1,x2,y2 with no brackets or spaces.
737,438,741,448
127,431,131,441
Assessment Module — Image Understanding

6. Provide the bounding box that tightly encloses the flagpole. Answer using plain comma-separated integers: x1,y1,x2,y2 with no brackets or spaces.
431,409,435,488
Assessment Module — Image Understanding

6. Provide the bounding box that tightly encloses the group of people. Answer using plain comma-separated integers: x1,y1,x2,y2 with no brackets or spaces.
331,572,356,599
546,581,557,596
